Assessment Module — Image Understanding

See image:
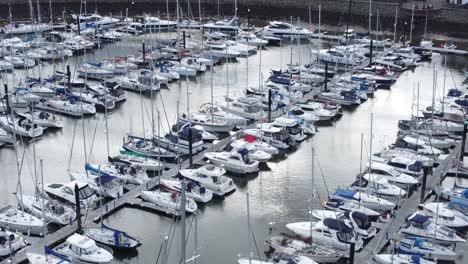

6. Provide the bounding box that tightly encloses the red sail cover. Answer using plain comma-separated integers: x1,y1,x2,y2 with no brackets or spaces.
244,134,256,143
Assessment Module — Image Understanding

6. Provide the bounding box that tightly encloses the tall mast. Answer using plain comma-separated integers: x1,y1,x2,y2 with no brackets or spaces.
310,147,315,242
180,180,187,264
409,5,415,44
393,8,398,47
246,192,252,264
368,0,372,35
423,8,428,39
36,0,42,24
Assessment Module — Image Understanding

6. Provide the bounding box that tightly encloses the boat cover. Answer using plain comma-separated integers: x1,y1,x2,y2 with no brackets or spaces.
323,218,353,233
448,198,468,214
334,189,356,199
44,246,71,262
408,214,429,226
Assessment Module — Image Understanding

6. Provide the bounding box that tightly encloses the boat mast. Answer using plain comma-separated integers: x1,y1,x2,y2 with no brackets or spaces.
393,8,398,48
210,53,214,122
166,0,170,23
367,113,373,182
180,179,187,264
310,147,315,243
246,192,252,264
409,4,415,44
225,42,230,110
49,0,52,23
36,0,41,24
423,8,428,40
40,160,48,258
441,56,447,115
8,2,12,25
345,0,352,45
368,0,372,35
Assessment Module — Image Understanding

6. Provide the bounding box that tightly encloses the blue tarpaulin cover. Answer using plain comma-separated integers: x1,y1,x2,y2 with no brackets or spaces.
333,189,356,199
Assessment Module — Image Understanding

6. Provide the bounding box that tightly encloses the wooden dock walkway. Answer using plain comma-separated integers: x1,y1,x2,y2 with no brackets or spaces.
354,145,460,263
3,132,239,263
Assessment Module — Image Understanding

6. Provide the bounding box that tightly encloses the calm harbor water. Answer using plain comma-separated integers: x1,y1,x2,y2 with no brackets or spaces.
0,32,467,263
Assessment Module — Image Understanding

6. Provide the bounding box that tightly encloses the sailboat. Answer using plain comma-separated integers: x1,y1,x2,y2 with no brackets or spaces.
84,222,140,250
17,194,75,226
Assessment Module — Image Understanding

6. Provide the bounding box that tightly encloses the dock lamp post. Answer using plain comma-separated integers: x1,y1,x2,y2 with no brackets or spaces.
419,160,431,204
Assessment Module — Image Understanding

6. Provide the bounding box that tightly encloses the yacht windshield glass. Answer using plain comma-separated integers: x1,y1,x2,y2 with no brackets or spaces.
79,186,94,199
246,104,261,113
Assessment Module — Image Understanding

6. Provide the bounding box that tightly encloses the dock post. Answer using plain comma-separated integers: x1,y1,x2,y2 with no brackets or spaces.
188,125,193,166
461,121,467,161
268,89,272,122
419,164,429,204
183,31,186,49
74,184,83,234
67,65,71,90
4,85,10,115
369,38,373,67
324,63,328,91
349,243,355,264
77,17,81,36
142,41,146,63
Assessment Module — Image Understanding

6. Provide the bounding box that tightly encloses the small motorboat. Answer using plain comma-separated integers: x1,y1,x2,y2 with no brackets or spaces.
311,210,377,239
70,170,124,199
233,134,279,156
322,197,382,221
54,233,113,263
286,218,364,251
179,165,236,196
160,179,213,203
226,140,272,163
140,190,197,214
205,148,259,174
43,181,98,209
366,162,419,186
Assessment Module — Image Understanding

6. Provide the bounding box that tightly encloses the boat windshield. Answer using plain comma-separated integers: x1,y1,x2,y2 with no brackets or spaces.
82,245,99,254
79,186,94,199
246,104,262,113
337,230,355,243
389,167,401,176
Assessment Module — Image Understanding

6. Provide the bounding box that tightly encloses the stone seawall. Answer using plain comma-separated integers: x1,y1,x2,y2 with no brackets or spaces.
0,0,467,35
